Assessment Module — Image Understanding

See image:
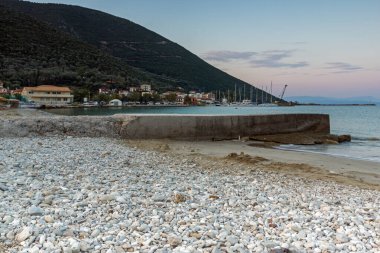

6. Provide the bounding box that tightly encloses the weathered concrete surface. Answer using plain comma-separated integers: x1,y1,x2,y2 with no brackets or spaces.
0,115,128,138
0,113,330,139
116,114,330,140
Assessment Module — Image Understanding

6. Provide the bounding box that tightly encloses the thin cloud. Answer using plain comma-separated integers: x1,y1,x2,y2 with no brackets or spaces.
250,50,309,68
282,41,308,45
325,62,363,73
202,49,308,68
202,50,257,62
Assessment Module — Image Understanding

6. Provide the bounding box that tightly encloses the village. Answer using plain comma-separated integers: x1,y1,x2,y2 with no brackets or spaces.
0,81,226,109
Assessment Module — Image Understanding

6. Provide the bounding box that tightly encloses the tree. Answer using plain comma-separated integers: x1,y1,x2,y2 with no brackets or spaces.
72,88,90,103
142,93,152,104
165,92,177,103
14,94,27,102
184,95,192,105
127,92,141,102
110,93,121,100
94,93,111,103
151,93,161,103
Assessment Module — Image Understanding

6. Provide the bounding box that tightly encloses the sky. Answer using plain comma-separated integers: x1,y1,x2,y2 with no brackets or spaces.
32,0,380,97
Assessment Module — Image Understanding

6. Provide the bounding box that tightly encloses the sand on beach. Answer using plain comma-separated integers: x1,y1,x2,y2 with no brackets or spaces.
126,139,380,190
2,108,379,189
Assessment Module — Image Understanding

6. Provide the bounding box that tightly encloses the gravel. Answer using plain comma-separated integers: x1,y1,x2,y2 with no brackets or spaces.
0,136,379,252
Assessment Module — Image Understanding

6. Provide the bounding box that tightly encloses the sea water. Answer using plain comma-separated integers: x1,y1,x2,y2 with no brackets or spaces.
48,105,380,162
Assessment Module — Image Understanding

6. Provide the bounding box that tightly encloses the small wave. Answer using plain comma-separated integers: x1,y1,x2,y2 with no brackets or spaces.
276,146,380,163
352,136,380,141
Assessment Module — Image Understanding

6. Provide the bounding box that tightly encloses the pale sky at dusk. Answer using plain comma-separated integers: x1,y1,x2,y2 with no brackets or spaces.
32,0,380,97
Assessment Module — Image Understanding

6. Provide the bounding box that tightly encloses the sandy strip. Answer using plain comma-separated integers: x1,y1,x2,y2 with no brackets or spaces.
2,109,379,189
126,139,380,190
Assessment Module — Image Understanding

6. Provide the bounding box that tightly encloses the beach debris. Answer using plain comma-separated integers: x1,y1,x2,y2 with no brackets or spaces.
172,192,187,203
249,133,352,145
338,134,351,142
159,143,170,152
225,152,268,164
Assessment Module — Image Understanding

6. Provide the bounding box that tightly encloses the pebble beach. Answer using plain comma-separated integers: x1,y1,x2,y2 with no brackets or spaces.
1,136,379,252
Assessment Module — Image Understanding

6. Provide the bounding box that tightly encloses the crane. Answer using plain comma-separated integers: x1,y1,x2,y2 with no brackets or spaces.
279,84,288,100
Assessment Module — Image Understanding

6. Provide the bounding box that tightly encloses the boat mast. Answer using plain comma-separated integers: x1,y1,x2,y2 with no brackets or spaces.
255,87,258,104
270,81,273,103
234,84,237,103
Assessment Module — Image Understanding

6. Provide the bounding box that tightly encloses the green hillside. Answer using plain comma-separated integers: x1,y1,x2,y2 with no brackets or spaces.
2,1,244,89
0,7,162,89
1,0,279,101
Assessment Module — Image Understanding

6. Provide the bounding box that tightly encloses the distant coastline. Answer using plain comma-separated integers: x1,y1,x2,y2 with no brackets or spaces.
297,103,376,106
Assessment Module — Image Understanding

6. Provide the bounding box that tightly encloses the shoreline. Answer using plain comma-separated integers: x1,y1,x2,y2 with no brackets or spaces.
1,109,379,189
276,144,380,163
127,139,380,190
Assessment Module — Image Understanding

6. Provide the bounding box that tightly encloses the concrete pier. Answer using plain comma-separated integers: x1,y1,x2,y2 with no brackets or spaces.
0,113,330,139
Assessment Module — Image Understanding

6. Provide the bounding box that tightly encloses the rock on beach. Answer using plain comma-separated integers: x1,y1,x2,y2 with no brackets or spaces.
0,136,379,252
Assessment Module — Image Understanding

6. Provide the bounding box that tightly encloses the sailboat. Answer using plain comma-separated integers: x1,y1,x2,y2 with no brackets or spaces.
258,81,278,107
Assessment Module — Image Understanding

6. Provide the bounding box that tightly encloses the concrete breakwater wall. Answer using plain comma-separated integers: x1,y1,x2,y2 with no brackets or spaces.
0,114,330,139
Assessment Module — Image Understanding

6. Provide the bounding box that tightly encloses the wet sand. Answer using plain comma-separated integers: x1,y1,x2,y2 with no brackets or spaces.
127,139,380,190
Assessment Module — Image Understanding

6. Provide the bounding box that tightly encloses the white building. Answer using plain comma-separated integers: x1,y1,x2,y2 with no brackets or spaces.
140,84,151,92
109,99,122,106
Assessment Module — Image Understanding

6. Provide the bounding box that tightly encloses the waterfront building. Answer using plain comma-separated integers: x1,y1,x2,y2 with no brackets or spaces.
109,99,122,106
21,85,74,105
0,81,8,94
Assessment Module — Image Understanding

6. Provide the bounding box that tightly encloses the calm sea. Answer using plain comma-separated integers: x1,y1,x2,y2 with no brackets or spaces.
48,105,380,162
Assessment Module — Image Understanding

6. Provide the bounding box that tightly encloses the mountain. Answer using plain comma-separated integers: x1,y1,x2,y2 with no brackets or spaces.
1,0,278,101
0,6,157,89
286,96,380,104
